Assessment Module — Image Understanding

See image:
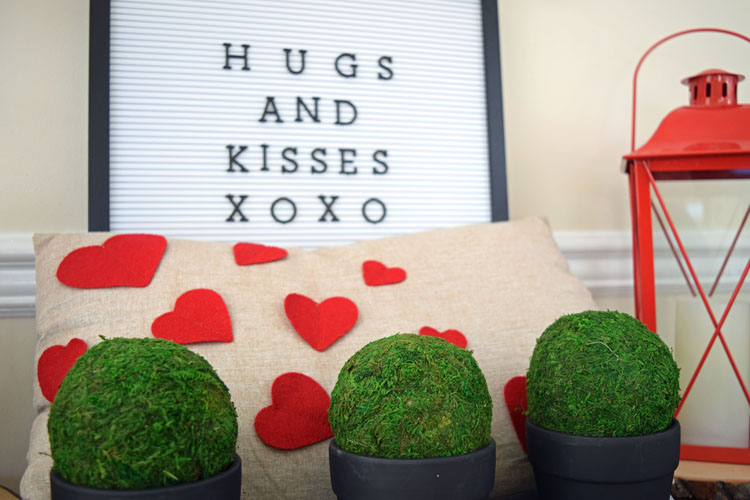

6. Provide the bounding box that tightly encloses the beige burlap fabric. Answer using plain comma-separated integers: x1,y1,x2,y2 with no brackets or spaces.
21,217,596,499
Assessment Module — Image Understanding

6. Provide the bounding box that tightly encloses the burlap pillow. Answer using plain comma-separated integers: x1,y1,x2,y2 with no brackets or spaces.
21,217,596,499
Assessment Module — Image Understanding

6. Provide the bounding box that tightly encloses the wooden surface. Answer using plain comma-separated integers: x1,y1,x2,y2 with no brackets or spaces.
676,459,750,483
0,488,19,500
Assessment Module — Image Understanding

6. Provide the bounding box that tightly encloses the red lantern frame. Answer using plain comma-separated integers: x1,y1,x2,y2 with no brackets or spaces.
624,28,750,464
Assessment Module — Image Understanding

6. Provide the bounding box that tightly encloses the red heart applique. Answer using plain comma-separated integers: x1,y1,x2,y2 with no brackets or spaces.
254,372,333,450
284,294,358,351
152,289,233,344
362,260,406,286
56,234,167,288
419,326,467,349
234,242,288,265
504,376,529,452
38,338,87,402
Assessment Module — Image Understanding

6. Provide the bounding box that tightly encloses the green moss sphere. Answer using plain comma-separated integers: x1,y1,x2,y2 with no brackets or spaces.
526,310,680,437
329,334,492,459
48,337,238,489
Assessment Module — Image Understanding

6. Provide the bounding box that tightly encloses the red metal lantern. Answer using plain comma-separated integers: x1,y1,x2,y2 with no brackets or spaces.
623,28,750,464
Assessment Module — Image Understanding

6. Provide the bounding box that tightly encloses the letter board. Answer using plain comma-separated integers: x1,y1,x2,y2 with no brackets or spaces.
89,0,507,246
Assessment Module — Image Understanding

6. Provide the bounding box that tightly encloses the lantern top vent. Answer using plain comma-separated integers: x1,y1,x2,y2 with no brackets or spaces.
681,69,745,107
624,67,750,162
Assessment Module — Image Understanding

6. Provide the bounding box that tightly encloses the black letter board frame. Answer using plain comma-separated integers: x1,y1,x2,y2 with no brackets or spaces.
88,0,508,236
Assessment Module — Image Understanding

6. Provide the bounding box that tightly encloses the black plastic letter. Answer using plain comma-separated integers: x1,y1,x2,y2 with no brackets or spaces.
372,150,388,174
281,147,299,173
335,100,358,125
259,97,284,123
270,197,297,224
296,97,321,123
334,53,358,78
318,195,340,222
362,198,386,224
284,48,307,75
223,43,250,71
226,145,248,172
311,148,328,174
377,56,394,80
339,149,357,175
226,194,249,222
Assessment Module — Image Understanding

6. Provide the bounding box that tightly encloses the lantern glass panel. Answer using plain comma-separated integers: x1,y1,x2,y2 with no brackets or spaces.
650,177,750,449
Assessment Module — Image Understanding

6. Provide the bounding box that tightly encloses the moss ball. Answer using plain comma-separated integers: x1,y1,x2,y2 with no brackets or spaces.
329,333,492,459
526,310,680,437
48,337,238,489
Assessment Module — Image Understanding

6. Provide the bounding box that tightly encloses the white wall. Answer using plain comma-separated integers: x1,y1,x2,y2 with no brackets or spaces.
1,0,88,492
499,0,750,230
2,0,750,492
0,318,36,492
3,0,750,233
0,0,88,234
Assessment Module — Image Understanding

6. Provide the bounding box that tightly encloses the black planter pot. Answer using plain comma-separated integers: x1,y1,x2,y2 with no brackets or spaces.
329,439,495,500
50,454,241,500
526,419,680,500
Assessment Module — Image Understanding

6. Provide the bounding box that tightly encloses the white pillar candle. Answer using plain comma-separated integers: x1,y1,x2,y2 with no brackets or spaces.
675,298,750,448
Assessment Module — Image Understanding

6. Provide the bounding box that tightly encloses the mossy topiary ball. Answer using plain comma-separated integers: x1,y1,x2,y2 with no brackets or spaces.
48,337,238,490
526,310,680,437
328,333,492,459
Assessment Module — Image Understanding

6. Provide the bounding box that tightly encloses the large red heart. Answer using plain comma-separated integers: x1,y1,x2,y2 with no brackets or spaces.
284,294,358,351
152,289,233,344
234,242,288,265
57,234,167,288
254,372,333,450
38,338,87,402
419,326,467,349
362,260,406,286
504,376,528,452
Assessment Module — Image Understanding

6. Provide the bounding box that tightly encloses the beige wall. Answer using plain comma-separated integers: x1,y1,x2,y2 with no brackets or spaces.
1,0,88,233
1,0,88,491
0,318,37,492
2,0,750,492
3,0,750,233
499,0,750,230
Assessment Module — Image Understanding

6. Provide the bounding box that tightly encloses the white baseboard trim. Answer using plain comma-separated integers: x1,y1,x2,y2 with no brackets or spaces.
1,230,746,317
0,233,35,318
553,229,749,297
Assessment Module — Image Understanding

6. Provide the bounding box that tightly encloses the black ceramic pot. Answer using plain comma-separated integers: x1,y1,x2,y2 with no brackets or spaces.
50,454,241,500
329,439,496,500
526,419,680,500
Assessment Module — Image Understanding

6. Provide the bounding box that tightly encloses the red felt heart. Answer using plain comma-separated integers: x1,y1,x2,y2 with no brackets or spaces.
362,260,406,286
504,376,528,452
152,289,233,344
234,242,288,265
419,326,467,349
284,293,358,351
38,338,87,402
56,234,167,288
254,372,333,450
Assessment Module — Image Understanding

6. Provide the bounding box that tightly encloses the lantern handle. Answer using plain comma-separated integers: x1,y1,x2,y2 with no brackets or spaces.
631,27,750,152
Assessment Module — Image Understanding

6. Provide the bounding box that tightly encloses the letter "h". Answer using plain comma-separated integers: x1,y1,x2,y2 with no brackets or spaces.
223,43,250,70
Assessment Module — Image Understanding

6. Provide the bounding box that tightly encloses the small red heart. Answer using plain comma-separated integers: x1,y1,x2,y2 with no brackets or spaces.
57,234,167,288
152,289,233,344
504,376,528,452
38,338,87,402
254,372,333,450
284,294,358,351
419,326,467,349
362,260,406,286
234,242,288,265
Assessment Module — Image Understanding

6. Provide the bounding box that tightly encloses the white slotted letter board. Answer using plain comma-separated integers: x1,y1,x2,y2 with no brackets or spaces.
108,0,493,246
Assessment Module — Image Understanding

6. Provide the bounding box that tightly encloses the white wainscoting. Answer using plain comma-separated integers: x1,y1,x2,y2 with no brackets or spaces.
0,234,35,318
1,230,746,317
